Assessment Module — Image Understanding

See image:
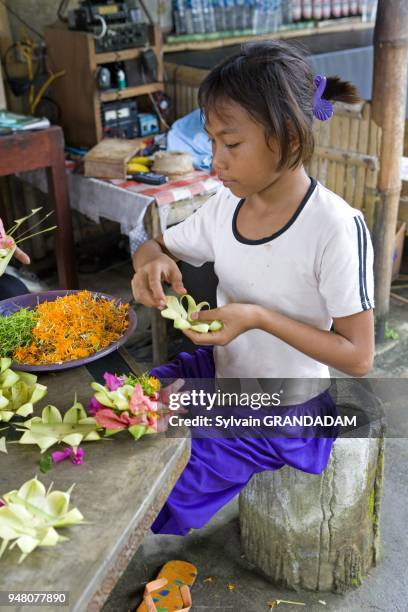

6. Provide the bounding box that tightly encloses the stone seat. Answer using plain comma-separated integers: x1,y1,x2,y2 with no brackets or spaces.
239,379,385,593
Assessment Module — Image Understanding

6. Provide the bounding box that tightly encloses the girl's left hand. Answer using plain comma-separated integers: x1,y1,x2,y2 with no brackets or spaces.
14,246,30,265
182,303,261,346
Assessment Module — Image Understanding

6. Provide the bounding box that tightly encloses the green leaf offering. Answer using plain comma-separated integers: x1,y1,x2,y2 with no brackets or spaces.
0,358,47,423
16,401,102,453
160,294,223,333
0,477,84,563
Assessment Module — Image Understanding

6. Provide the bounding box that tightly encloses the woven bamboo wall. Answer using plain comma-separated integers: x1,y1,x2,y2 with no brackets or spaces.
164,63,382,230
307,101,381,231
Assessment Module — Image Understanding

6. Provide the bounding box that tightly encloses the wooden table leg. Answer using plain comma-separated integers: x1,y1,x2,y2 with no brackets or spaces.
145,202,168,366
46,128,78,289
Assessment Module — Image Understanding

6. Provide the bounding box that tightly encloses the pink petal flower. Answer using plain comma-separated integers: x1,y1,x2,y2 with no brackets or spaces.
52,448,72,463
0,499,5,508
94,408,145,430
71,447,84,465
0,237,14,249
0,218,5,239
103,372,124,391
94,408,127,430
147,414,158,432
87,397,103,416
51,447,85,466
129,384,157,414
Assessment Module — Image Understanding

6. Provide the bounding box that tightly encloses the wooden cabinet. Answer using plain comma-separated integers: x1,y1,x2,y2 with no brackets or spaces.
44,24,163,147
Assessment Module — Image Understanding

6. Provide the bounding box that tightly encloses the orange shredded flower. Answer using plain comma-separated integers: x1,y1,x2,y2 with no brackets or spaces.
148,376,161,392
13,290,129,365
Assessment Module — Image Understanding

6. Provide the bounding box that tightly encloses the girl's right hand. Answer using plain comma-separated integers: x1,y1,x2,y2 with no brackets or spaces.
131,253,187,309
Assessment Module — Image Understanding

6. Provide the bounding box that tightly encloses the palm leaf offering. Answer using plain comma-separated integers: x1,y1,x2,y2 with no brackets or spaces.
89,371,162,440
160,294,223,333
16,401,102,453
0,358,47,423
0,477,84,563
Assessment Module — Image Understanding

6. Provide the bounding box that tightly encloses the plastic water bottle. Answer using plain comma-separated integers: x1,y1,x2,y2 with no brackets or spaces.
322,0,331,18
224,0,236,31
312,0,323,20
291,0,302,21
236,0,245,30
281,0,293,24
173,0,188,34
202,0,217,32
302,0,313,20
194,0,206,32
252,0,263,33
212,0,226,31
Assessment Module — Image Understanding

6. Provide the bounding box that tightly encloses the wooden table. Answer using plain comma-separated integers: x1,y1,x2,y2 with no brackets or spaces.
0,349,190,611
0,127,78,289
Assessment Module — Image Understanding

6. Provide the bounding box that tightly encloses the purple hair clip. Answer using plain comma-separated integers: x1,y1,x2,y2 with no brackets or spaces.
313,75,334,121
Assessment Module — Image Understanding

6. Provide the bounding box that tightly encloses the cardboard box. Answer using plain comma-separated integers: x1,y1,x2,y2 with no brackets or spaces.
84,138,145,179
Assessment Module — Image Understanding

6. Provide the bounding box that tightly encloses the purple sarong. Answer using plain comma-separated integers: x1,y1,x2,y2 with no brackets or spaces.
150,347,336,536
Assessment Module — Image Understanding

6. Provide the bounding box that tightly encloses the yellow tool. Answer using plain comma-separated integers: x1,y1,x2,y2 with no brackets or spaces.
127,162,150,173
128,156,153,165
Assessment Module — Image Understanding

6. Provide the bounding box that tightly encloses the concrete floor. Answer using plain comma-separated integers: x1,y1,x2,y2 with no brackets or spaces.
12,260,407,612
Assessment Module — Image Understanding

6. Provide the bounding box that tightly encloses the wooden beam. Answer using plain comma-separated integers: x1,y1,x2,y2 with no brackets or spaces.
371,0,408,341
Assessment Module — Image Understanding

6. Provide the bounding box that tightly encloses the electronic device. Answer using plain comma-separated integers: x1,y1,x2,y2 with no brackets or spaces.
137,113,159,137
101,99,139,139
68,1,148,53
141,49,158,81
129,172,167,185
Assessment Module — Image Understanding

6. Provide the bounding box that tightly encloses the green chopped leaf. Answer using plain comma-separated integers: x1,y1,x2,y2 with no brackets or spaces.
0,308,36,357
39,455,53,474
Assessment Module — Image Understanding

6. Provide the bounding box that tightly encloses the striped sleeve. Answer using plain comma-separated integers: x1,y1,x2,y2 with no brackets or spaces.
318,213,374,318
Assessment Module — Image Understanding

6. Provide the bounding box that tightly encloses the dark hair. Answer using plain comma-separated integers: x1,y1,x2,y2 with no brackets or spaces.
198,40,361,170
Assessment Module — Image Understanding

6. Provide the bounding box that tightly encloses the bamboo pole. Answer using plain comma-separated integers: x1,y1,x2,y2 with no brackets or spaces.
372,0,408,341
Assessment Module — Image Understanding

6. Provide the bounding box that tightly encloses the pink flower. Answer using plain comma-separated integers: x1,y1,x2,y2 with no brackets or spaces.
129,383,157,414
0,499,5,508
0,237,14,249
71,447,85,465
51,447,85,466
103,372,124,391
147,414,158,432
94,408,146,430
87,397,103,416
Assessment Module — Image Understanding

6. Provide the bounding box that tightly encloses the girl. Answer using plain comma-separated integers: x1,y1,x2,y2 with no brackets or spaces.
131,41,375,536
0,216,30,300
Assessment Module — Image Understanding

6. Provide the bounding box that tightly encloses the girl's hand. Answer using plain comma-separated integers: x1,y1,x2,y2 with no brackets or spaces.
183,303,261,346
132,253,186,309
14,246,30,265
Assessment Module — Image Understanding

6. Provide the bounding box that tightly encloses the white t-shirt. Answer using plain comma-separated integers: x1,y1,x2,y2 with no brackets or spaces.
163,179,374,379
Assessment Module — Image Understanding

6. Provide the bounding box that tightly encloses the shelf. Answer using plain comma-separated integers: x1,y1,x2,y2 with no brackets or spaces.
95,45,161,65
95,47,146,64
100,82,163,102
163,19,373,53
